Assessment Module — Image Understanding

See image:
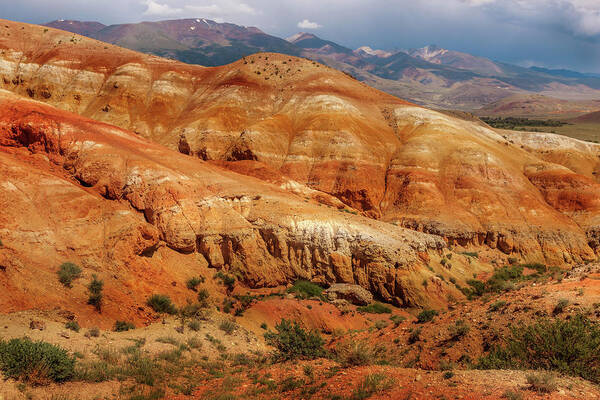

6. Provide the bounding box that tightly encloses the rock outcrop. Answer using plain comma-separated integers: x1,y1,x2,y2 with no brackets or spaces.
325,284,374,306
0,19,598,265
0,91,455,325
0,20,600,323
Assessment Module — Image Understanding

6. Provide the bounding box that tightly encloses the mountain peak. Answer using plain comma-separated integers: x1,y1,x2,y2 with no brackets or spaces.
354,46,393,58
286,32,318,43
409,44,448,61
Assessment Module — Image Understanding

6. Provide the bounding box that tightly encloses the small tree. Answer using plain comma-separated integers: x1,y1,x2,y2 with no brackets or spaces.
87,274,103,312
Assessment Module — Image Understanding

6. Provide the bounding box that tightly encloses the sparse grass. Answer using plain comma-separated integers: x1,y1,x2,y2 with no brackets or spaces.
0,338,75,384
526,372,558,393
214,271,236,290
489,300,507,312
264,319,325,360
408,327,422,344
156,336,179,346
502,390,523,400
187,337,202,349
333,340,387,367
87,327,100,337
57,262,82,288
287,280,324,300
357,302,392,314
448,320,469,339
188,320,201,332
350,373,395,400
390,314,406,327
219,320,237,335
553,298,569,315
146,294,177,315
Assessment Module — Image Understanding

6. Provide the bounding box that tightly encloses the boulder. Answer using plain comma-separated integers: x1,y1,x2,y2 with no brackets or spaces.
325,284,373,306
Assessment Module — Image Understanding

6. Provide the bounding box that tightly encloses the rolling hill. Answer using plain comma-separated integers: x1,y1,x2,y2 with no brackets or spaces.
44,19,600,112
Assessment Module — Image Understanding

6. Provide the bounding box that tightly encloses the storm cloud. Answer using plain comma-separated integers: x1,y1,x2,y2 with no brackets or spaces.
1,0,599,72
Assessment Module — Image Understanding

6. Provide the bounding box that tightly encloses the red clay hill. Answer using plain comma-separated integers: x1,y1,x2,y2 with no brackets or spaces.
0,19,600,323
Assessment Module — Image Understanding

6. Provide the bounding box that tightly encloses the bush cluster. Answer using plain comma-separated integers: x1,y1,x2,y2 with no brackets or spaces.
0,338,75,384
287,280,324,300
357,302,392,314
477,314,600,383
264,319,325,360
147,294,177,315
87,275,103,312
57,262,82,287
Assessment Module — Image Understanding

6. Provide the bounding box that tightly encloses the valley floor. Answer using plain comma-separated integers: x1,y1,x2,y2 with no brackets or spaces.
3,263,600,399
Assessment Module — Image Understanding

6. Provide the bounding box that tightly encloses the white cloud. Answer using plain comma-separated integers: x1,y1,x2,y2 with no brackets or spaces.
141,0,257,18
142,0,182,16
297,19,322,29
185,1,257,17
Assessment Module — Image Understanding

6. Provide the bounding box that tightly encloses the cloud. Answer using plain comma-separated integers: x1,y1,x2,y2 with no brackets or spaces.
297,19,321,29
142,0,257,18
185,1,257,17
142,0,182,16
461,0,600,37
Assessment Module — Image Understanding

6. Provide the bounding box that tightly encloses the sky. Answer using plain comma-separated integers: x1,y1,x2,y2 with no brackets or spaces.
1,0,599,73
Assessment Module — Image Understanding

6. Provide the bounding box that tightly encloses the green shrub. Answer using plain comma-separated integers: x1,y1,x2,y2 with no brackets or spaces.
350,373,395,400
417,309,438,323
87,274,103,312
264,319,325,360
65,321,80,332
461,252,479,258
57,262,82,287
114,321,135,332
186,276,204,291
0,338,75,384
477,314,600,383
261,322,268,330
147,294,177,314
287,280,324,300
357,302,392,314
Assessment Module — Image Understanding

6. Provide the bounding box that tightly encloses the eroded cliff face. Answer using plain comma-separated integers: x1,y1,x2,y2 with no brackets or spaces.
0,20,600,321
0,92,460,323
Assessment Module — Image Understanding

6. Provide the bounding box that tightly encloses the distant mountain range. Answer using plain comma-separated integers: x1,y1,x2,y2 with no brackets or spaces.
45,19,600,113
